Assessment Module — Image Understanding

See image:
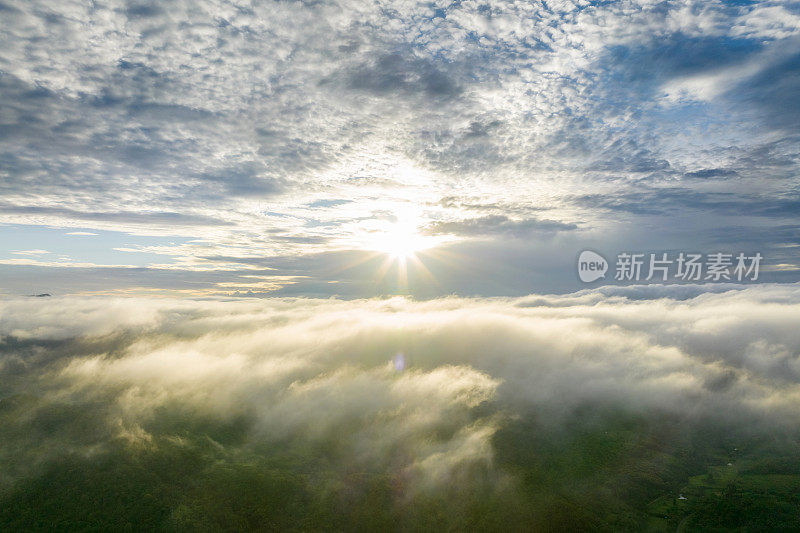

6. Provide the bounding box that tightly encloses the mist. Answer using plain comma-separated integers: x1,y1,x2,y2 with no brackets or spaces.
2,286,800,530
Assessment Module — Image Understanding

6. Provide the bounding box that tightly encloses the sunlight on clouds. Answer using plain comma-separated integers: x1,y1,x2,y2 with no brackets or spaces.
5,285,800,427
3,285,800,528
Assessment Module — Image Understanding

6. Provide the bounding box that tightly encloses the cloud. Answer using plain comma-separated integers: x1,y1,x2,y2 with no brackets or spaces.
3,287,800,527
10,249,49,255
343,52,464,100
0,204,233,228
424,215,578,237
4,286,800,439
573,186,800,219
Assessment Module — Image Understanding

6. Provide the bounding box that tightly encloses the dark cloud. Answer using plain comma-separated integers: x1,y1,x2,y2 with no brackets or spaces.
684,168,739,179
0,204,232,227
588,154,671,174
123,2,164,19
197,163,285,198
573,187,800,218
424,215,578,237
344,52,464,100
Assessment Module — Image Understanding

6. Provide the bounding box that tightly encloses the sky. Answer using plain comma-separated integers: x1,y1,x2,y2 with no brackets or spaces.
1,0,800,297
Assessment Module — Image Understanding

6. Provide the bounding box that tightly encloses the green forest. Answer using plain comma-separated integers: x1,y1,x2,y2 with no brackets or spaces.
2,389,799,532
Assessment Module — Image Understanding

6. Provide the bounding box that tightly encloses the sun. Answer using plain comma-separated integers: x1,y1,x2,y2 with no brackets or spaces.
379,225,431,258
339,214,455,292
366,222,438,291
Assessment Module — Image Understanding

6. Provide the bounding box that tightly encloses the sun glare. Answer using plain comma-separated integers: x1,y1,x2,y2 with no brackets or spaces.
380,225,430,258
343,211,454,291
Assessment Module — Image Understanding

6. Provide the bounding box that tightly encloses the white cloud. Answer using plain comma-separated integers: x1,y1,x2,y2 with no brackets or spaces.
1,284,800,505
4,285,800,451
10,249,50,255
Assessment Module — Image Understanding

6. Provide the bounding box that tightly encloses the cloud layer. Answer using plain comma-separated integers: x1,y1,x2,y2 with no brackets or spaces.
2,286,800,528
